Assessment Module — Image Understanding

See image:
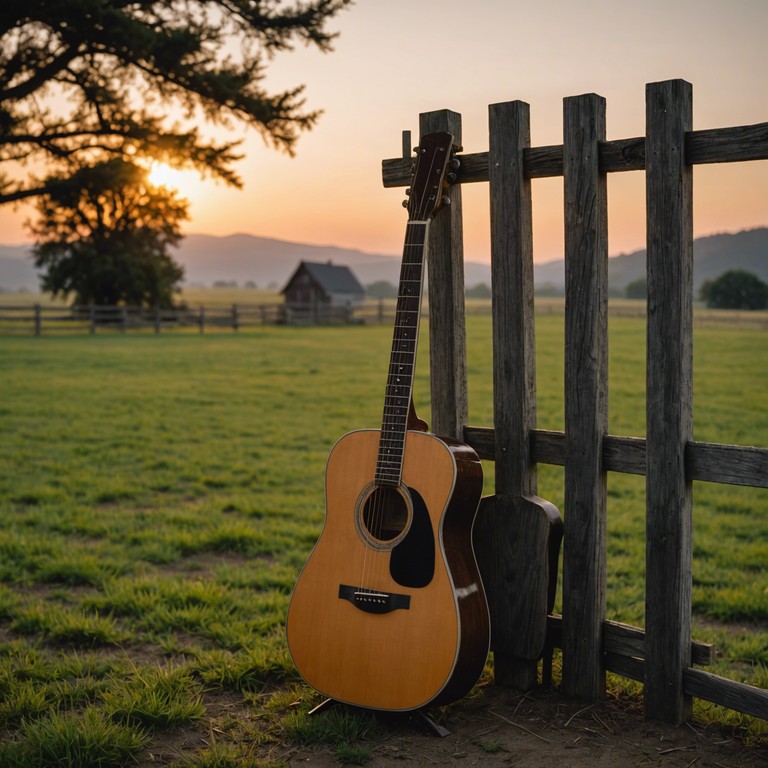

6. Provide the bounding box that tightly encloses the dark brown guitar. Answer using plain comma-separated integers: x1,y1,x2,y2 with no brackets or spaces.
286,133,489,712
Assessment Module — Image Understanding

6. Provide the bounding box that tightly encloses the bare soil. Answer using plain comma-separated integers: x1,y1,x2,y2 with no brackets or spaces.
278,684,767,768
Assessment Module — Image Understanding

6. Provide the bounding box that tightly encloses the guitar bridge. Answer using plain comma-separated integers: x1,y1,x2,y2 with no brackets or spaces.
338,584,411,614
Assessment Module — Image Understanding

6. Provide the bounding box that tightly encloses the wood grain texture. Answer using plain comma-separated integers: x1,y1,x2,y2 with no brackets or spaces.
472,100,563,689
488,100,537,497
562,92,609,701
474,495,562,662
463,426,768,488
419,110,468,441
683,668,768,721
382,122,768,186
546,614,714,666
286,429,488,711
644,78,694,724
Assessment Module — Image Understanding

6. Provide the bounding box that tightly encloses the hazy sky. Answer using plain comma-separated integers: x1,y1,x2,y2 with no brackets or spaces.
1,0,766,263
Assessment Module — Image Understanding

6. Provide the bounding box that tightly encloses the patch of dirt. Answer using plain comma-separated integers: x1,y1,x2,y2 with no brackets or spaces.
279,685,767,767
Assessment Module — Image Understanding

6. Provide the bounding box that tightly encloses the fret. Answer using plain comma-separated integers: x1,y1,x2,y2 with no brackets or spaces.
378,443,405,452
374,205,431,483
376,461,403,470
376,467,402,474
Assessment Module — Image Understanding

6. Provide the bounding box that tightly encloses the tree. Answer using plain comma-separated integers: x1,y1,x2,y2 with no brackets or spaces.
31,158,187,306
465,282,491,299
703,269,768,310
365,280,397,299
624,277,647,299
0,0,351,204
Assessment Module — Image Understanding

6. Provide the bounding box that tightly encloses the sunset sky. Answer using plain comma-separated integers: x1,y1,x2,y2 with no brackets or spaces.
1,0,767,264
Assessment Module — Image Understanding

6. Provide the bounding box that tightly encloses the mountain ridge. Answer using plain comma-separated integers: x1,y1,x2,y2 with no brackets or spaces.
1,227,766,294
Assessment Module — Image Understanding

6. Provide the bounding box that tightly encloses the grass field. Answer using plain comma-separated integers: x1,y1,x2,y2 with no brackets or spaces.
0,314,766,765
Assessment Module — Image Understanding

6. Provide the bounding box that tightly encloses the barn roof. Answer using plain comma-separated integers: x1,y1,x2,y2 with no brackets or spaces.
282,261,365,295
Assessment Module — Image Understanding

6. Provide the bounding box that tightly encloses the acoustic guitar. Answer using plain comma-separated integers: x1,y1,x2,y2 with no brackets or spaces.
286,132,489,712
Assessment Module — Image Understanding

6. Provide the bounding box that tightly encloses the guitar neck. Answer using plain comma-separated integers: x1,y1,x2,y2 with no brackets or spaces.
375,220,429,487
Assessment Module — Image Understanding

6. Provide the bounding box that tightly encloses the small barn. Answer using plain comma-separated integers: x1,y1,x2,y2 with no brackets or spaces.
281,261,365,321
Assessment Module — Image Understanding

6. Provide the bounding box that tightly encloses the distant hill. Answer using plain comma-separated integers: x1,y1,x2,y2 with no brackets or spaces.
171,233,401,289
1,227,766,294
606,227,768,293
531,227,768,295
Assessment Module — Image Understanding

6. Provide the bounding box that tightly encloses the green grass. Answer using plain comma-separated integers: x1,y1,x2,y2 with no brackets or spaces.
0,315,766,763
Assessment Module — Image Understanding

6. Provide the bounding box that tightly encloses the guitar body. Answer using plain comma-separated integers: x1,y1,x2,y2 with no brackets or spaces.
286,428,489,712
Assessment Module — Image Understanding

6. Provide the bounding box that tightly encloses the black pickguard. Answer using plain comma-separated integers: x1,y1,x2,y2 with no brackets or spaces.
389,486,434,588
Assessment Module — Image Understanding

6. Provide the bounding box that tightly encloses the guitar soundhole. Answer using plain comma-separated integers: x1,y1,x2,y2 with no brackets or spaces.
358,484,411,547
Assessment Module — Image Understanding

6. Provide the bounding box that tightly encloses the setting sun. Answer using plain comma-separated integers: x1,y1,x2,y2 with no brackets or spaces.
147,162,190,191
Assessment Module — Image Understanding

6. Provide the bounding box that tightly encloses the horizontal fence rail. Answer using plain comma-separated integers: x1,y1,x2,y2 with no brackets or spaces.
0,301,398,334
382,122,768,185
463,427,768,489
2,299,766,335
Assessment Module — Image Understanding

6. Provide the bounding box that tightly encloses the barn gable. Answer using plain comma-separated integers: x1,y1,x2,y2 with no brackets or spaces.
281,261,365,307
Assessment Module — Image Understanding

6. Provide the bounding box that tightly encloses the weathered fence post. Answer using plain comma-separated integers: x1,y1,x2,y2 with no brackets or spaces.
33,304,41,336
154,306,161,334
474,100,562,690
419,108,467,439
645,78,694,724
89,305,96,334
120,306,128,333
562,92,609,701
198,305,205,334
232,303,239,331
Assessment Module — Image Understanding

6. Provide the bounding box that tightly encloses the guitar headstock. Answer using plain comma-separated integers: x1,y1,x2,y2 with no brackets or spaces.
406,132,456,221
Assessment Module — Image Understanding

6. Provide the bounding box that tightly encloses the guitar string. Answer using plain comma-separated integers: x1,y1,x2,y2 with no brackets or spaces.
366,165,436,593
361,145,443,596
361,230,417,593
363,224,426,594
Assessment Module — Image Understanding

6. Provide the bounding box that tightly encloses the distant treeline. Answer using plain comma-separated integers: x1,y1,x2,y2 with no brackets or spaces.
368,268,768,309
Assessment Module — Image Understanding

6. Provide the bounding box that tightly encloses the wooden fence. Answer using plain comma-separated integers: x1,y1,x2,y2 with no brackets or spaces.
0,301,393,334
4,297,765,336
381,81,768,724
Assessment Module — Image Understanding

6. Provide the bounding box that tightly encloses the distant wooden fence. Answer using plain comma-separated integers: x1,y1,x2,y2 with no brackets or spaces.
3,298,766,335
381,82,768,725
0,301,396,334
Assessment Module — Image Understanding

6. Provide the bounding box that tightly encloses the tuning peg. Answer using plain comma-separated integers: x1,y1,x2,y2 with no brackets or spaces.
402,200,409,208
450,158,460,170
404,188,411,196
446,172,457,184
441,195,451,206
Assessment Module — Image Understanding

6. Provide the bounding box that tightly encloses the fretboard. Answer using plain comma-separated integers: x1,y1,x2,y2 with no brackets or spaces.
374,220,429,487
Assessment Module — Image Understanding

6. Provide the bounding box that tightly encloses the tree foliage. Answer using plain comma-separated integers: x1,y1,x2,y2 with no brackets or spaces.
624,277,647,300
31,158,187,306
365,280,396,299
465,282,491,299
701,269,768,310
0,0,351,204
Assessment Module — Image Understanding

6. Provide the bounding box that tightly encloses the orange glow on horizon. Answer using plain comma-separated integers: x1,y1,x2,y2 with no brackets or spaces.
0,2,765,261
